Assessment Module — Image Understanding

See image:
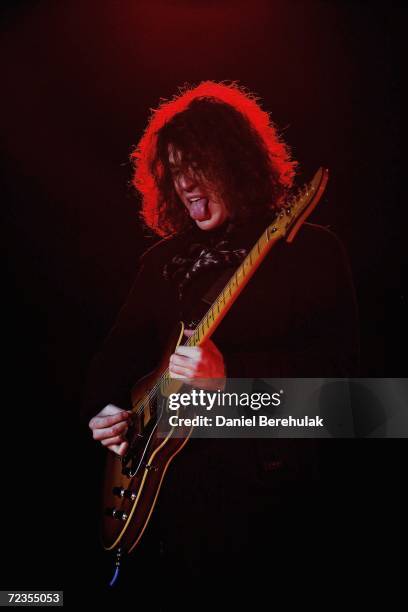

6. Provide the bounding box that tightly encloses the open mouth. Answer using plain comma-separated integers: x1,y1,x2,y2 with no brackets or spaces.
188,196,211,221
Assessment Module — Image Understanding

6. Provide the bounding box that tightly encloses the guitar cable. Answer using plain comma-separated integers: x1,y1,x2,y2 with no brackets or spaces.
109,547,122,587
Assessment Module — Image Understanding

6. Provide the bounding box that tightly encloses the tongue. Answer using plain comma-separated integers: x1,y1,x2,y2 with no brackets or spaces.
189,198,209,221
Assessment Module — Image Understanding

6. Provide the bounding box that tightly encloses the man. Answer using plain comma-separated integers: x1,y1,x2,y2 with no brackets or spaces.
84,81,359,593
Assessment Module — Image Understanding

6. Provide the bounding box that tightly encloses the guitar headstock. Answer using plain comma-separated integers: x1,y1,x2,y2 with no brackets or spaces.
268,167,329,243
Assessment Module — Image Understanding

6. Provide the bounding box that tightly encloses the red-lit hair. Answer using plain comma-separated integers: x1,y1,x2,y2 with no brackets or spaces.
131,81,297,237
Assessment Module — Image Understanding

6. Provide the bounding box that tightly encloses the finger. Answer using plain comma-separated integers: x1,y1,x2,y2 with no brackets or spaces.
170,363,196,377
170,353,198,367
107,441,129,456
170,373,194,384
102,404,130,416
89,411,130,430
175,345,202,358
92,422,128,441
101,435,126,447
103,404,126,414
183,329,195,337
89,411,129,430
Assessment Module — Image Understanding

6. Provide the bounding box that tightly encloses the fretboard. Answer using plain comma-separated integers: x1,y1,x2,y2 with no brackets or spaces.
186,222,282,348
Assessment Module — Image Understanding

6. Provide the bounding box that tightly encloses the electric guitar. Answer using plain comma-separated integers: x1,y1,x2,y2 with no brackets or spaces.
101,167,329,561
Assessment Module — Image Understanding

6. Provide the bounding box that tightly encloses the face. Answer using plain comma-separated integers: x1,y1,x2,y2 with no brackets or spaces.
168,145,229,231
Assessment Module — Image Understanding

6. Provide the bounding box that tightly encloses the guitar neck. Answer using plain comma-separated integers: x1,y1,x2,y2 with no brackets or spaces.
187,225,281,347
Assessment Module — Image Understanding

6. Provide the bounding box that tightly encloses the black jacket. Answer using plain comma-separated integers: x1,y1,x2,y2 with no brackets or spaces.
82,220,359,583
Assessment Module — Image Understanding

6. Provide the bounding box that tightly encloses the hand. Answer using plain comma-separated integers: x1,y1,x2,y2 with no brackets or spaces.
88,404,131,456
169,329,226,391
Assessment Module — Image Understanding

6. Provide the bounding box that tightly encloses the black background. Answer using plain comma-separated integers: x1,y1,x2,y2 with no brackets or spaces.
1,0,404,604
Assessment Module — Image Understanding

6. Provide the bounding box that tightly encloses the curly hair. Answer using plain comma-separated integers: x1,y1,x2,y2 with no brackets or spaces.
131,81,297,237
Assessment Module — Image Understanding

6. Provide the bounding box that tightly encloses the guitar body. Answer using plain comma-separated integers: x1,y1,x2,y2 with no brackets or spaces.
101,321,192,553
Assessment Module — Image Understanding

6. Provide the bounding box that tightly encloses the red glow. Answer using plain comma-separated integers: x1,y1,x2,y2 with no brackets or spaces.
132,81,297,235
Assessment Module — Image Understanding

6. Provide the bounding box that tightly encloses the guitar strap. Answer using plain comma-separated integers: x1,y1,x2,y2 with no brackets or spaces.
184,268,234,329
201,268,233,306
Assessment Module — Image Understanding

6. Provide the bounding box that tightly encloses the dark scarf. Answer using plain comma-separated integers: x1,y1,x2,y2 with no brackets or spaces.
163,215,274,300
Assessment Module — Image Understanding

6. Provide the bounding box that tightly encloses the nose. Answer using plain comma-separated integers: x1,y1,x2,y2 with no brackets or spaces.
177,169,197,192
